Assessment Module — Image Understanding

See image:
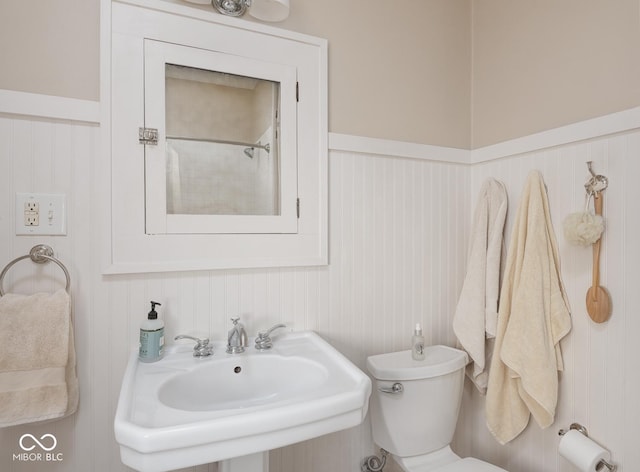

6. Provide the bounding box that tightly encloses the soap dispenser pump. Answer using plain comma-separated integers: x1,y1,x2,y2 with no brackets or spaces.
139,301,165,362
411,323,425,361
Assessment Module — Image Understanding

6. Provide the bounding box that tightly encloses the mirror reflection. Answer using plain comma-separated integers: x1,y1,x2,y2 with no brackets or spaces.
164,64,281,216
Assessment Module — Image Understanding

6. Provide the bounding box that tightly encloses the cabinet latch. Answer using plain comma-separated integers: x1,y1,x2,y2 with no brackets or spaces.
138,127,158,145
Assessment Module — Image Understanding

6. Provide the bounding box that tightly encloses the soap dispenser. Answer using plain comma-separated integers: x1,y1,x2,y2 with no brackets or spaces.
139,301,165,363
411,323,425,361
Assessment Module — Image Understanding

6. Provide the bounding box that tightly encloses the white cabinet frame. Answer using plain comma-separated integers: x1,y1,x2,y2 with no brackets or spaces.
103,0,327,273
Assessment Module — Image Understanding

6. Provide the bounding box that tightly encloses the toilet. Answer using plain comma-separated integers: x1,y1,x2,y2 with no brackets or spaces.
366,346,508,472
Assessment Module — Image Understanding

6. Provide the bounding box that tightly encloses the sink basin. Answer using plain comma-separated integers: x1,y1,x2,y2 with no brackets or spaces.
114,331,371,472
158,355,328,411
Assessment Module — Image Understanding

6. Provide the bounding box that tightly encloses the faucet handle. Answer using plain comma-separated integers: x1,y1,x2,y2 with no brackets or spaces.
174,334,213,357
255,323,287,350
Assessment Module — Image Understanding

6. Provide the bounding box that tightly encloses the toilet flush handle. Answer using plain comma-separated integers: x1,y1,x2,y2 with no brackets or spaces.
379,382,403,394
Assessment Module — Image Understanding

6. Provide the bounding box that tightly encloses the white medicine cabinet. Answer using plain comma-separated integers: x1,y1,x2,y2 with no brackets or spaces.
104,0,328,273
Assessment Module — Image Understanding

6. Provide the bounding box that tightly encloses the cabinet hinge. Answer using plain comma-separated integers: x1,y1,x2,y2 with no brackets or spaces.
296,198,300,218
138,127,158,145
296,82,299,102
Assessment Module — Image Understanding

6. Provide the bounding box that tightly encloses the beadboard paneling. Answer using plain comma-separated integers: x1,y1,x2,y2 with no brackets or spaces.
2,105,638,472
0,112,468,472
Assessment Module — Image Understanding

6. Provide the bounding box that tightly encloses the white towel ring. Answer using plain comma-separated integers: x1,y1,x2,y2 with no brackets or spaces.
0,245,71,296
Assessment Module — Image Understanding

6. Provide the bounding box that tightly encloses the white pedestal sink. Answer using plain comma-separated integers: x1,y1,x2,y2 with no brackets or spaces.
114,331,371,472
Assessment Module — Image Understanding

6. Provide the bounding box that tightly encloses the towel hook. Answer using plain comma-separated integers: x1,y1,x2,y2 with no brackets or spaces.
0,245,71,296
584,161,609,195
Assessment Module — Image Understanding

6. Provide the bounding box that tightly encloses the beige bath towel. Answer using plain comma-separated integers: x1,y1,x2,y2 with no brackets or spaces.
453,178,508,393
486,170,571,445
0,289,78,427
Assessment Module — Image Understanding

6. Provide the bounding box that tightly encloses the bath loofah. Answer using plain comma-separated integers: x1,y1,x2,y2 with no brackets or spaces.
563,211,604,246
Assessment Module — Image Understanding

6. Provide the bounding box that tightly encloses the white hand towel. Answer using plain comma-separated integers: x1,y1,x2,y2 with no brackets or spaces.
485,170,571,444
0,289,78,427
453,178,507,393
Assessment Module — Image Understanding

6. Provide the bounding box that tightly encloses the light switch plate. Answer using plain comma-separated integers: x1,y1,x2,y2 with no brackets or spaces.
15,193,67,235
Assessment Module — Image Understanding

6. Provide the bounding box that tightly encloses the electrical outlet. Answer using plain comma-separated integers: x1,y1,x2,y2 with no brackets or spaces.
24,201,40,226
24,212,39,226
15,193,66,235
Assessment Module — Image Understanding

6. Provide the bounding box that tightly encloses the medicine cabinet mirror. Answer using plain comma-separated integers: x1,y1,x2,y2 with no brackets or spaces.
144,40,298,234
106,0,327,273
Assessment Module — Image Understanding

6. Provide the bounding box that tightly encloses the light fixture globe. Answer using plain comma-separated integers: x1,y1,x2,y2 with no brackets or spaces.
249,0,290,22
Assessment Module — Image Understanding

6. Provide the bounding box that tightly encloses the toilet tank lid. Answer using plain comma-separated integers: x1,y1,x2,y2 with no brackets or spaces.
366,345,468,381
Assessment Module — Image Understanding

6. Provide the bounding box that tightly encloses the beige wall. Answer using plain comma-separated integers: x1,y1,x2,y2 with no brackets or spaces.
273,0,472,149
471,0,640,147
0,0,472,149
0,0,100,101
1,0,639,148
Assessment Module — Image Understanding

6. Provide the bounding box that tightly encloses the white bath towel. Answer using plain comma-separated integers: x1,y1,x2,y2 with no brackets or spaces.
0,289,78,427
453,178,508,393
485,170,571,444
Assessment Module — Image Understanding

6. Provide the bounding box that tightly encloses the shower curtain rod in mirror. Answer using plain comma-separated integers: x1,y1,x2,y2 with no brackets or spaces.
167,135,271,152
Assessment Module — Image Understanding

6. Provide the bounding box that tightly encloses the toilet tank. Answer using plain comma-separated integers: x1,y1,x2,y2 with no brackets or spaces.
366,346,468,458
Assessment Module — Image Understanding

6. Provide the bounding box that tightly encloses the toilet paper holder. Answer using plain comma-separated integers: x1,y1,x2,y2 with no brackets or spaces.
558,423,617,471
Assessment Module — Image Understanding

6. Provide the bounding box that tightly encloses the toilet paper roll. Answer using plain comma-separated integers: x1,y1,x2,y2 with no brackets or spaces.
559,430,610,471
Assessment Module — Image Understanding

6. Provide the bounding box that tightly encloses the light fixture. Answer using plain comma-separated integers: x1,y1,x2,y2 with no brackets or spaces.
211,0,290,21
212,0,249,17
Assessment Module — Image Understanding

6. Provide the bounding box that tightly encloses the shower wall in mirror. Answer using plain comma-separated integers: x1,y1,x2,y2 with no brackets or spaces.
166,138,278,216
165,65,280,216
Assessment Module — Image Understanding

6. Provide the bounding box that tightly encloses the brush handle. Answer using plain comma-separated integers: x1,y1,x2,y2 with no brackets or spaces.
591,192,603,291
586,190,612,323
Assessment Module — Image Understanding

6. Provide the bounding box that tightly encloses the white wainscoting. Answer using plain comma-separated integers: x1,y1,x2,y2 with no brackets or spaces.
1,92,639,472
0,103,469,471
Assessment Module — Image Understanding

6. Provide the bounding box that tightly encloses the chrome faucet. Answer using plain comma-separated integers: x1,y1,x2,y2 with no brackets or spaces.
226,317,248,354
174,335,213,357
254,323,286,350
